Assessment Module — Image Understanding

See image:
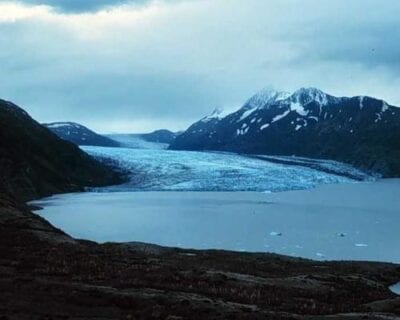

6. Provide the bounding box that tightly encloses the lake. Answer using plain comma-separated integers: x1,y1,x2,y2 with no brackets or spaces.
33,178,400,263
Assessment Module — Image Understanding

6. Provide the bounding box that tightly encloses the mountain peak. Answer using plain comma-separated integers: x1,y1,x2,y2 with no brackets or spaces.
244,88,291,110
201,107,229,122
45,122,84,129
44,121,120,147
291,87,331,105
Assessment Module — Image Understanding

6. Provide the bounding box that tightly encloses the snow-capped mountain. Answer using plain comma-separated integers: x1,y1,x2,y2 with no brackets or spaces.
169,87,400,177
243,88,291,110
44,122,120,147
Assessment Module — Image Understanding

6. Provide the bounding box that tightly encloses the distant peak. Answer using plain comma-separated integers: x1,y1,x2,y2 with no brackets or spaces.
292,87,327,98
201,107,229,122
44,122,87,130
290,87,334,106
244,87,291,109
294,87,325,94
210,106,225,116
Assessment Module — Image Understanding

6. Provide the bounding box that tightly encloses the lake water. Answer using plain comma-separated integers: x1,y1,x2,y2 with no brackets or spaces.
390,282,400,295
33,179,400,263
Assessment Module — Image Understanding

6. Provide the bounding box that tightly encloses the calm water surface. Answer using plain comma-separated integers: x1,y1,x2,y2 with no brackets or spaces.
33,179,400,263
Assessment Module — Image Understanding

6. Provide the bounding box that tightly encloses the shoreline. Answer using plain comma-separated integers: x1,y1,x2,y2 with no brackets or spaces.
32,178,400,263
1,194,400,318
2,176,400,318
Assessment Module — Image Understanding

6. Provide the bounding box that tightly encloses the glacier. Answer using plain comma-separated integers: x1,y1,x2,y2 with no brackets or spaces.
81,146,371,192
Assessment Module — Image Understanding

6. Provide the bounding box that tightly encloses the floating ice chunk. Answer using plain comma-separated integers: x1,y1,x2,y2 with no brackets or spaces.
337,233,347,237
270,231,282,236
355,243,368,247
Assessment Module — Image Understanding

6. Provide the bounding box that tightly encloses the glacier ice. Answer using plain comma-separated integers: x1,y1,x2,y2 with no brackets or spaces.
82,146,371,192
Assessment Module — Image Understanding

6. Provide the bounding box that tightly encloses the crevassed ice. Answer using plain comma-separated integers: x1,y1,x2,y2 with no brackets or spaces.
82,146,368,192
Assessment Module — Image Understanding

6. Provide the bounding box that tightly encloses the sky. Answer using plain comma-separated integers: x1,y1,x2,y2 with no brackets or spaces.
0,0,399,133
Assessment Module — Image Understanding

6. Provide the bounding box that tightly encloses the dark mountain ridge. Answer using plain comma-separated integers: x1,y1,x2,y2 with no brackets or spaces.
0,100,125,201
141,129,178,144
44,121,120,147
170,88,400,177
106,129,178,149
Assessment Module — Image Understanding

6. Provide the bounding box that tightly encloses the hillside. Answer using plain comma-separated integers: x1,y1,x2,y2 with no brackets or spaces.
141,129,178,144
106,129,178,149
170,88,400,177
44,122,120,147
0,100,124,201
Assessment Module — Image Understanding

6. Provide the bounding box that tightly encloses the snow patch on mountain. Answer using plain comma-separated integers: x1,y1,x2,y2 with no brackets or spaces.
359,96,364,109
271,109,290,123
238,108,256,122
46,122,81,129
382,101,389,112
290,102,309,116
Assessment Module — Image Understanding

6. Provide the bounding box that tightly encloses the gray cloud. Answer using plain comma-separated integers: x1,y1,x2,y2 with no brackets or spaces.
9,0,144,12
0,0,399,132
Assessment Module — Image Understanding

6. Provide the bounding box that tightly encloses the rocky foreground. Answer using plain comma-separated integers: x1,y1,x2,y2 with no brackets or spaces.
1,194,400,320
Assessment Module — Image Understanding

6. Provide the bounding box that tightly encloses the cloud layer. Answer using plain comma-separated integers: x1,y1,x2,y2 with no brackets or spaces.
15,0,142,13
0,0,399,132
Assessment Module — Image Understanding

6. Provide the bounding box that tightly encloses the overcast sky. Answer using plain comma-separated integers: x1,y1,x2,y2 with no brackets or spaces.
0,0,399,133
